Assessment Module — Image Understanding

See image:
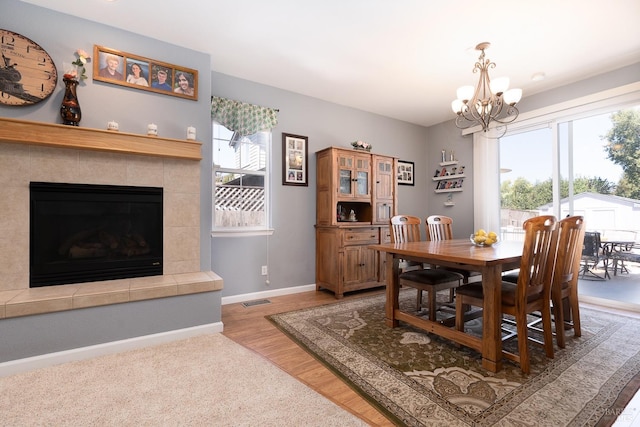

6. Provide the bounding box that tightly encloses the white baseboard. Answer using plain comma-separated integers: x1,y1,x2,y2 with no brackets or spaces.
221,284,316,305
0,321,223,378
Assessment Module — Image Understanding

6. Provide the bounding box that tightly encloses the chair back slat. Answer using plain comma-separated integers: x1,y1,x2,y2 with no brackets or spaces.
426,215,454,241
517,215,558,302
390,215,422,243
555,216,586,288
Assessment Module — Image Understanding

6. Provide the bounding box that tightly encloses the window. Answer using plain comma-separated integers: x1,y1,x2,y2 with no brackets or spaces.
212,123,271,234
210,96,278,236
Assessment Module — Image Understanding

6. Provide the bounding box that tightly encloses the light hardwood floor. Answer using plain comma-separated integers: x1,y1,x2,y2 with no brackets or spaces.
221,287,394,427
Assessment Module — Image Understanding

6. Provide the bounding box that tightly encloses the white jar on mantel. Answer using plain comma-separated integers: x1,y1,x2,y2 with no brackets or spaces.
187,126,196,140
147,123,158,136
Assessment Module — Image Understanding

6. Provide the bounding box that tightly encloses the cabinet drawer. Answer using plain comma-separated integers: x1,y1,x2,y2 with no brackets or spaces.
343,228,379,245
380,226,391,243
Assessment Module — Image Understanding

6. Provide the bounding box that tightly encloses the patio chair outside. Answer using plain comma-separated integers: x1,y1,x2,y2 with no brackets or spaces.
579,231,609,280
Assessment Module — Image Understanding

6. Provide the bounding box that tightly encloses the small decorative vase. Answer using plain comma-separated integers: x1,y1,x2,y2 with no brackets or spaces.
60,76,81,126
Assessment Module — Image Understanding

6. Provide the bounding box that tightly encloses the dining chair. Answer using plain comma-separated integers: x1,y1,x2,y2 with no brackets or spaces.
455,215,558,374
549,215,585,348
426,215,481,285
390,215,463,320
502,216,585,349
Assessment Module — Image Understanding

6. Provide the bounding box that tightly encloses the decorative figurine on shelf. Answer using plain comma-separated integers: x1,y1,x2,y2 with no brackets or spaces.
441,149,446,162
351,140,371,152
348,209,357,221
458,166,465,174
434,169,440,178
450,150,455,162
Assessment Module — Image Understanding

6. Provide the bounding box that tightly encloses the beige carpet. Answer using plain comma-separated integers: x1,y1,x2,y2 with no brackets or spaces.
0,333,368,426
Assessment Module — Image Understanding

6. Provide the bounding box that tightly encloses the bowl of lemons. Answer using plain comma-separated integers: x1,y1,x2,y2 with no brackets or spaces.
470,229,499,247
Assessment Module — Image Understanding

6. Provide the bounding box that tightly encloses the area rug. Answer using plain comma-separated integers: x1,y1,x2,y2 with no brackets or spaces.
268,290,640,426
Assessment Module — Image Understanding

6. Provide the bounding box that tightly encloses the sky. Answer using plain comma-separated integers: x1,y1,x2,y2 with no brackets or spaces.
500,111,624,184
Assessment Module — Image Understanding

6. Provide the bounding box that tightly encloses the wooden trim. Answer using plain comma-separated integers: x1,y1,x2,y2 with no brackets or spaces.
0,117,202,160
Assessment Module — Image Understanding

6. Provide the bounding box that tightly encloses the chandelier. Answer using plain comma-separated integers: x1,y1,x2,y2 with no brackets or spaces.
451,42,522,134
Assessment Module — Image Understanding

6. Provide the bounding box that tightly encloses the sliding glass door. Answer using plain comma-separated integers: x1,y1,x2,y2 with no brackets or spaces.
499,106,640,308
499,108,633,240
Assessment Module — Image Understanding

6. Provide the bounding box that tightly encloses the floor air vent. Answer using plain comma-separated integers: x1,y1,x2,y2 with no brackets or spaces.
242,299,271,307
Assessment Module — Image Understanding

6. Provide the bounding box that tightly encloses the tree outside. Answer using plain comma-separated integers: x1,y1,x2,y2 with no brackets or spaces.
603,109,640,200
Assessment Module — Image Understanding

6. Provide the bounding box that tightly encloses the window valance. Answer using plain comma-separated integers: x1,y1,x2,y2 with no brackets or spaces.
211,96,278,136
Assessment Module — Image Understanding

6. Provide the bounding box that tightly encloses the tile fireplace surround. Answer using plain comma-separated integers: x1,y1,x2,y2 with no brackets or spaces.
0,118,222,320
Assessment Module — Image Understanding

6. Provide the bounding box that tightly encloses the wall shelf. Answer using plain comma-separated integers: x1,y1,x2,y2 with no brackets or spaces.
0,117,202,160
434,188,463,193
439,160,459,166
432,174,466,181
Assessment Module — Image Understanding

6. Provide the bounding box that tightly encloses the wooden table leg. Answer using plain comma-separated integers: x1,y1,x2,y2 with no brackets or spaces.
385,253,399,327
481,265,503,372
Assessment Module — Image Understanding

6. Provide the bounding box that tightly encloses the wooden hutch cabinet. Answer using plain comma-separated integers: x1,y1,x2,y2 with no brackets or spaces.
315,147,397,298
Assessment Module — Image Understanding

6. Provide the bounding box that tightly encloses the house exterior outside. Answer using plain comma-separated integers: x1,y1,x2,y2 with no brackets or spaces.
539,192,640,241
500,192,640,242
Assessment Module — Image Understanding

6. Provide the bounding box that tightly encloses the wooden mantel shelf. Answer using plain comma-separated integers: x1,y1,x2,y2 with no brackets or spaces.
0,117,202,160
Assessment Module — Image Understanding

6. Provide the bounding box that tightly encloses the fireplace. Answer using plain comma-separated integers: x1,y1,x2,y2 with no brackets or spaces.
30,182,163,288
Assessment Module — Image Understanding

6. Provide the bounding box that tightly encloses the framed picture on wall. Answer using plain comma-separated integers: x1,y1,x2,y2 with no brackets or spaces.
282,133,308,186
93,45,198,100
397,160,415,186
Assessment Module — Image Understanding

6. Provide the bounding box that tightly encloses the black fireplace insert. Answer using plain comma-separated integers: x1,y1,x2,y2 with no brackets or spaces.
30,182,163,287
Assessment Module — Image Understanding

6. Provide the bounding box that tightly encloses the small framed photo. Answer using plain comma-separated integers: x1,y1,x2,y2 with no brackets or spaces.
282,133,308,186
397,160,415,186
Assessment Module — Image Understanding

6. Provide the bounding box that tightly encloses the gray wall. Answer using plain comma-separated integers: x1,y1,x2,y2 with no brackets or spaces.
0,1,216,362
211,72,429,297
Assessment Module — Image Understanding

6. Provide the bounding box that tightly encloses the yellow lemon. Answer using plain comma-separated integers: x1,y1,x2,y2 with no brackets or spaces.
476,229,487,236
488,231,497,239
474,235,487,243
485,237,496,245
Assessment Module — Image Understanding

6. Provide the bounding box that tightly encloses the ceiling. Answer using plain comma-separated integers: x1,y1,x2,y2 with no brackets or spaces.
21,0,640,127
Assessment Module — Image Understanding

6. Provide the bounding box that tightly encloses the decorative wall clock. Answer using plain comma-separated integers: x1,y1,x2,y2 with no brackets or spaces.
0,29,58,106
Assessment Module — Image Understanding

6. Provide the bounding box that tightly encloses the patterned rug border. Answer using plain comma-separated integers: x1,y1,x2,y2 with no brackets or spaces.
267,291,640,426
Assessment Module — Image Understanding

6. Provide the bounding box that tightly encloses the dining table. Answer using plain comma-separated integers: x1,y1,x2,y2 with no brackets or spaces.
369,239,524,373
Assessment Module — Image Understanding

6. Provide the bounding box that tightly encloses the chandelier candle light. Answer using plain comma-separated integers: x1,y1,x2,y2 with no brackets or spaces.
451,42,522,134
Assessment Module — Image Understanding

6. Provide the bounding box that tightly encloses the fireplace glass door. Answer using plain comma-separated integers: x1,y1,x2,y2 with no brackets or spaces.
30,182,163,287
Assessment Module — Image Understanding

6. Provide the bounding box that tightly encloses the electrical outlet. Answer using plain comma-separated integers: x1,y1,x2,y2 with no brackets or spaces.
261,265,268,275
